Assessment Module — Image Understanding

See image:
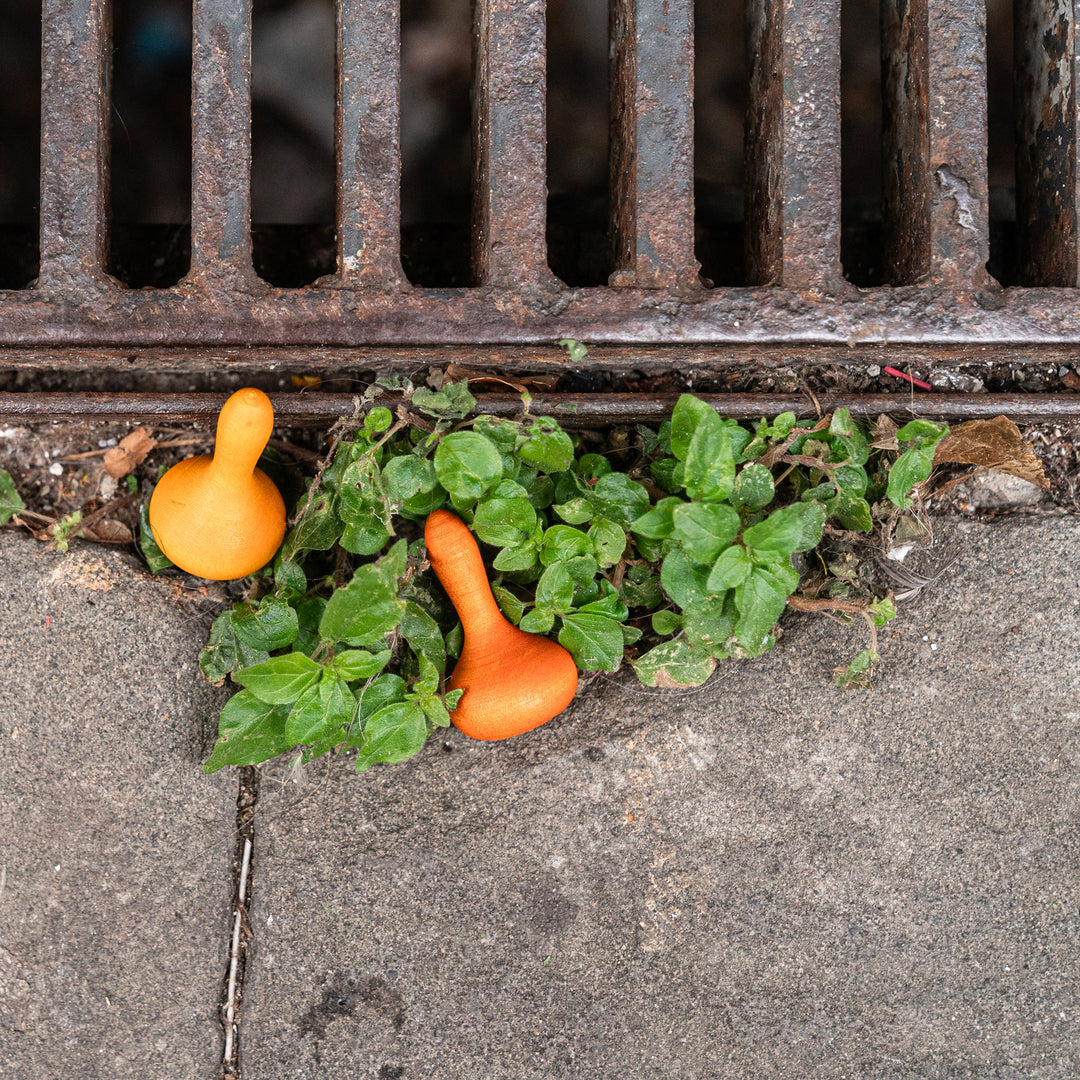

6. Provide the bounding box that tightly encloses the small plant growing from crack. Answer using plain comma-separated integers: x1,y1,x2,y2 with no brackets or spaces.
144,364,950,773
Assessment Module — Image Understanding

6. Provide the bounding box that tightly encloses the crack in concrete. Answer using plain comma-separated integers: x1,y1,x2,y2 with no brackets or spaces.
218,766,259,1080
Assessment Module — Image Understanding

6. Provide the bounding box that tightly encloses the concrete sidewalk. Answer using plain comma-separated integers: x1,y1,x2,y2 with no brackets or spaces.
2,516,1079,1078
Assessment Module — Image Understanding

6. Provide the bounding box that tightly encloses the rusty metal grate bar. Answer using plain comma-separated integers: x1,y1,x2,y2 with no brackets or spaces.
8,0,1080,368
190,0,254,284
5,390,1080,426
927,0,989,286
1015,0,1077,286
747,0,843,290
609,0,698,288
336,0,404,287
472,0,553,288
38,0,111,290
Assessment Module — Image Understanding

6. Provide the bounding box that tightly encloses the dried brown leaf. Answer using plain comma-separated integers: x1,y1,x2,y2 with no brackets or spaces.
871,414,900,451
932,415,1050,490
103,427,157,479
81,519,134,544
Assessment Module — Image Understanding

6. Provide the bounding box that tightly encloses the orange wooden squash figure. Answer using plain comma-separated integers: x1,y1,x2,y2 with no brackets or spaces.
424,509,579,740
148,387,286,579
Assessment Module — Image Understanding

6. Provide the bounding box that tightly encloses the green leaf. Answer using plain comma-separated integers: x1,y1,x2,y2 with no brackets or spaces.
381,538,409,582
232,599,299,652
575,585,629,621
633,639,716,688
869,597,896,626
670,394,716,460
364,405,394,432
671,502,740,563
274,558,307,598
412,381,478,420
402,485,447,517
585,473,650,527
826,490,873,532
473,497,537,548
536,562,575,612
286,672,356,744
833,649,880,689
340,510,391,555
563,555,601,606
769,411,798,438
682,592,737,656
552,497,594,525
618,564,664,609
829,407,857,438
139,500,174,573
0,469,25,525
354,701,428,769
204,691,291,773
338,457,382,518
413,654,441,697
294,596,327,658
896,419,949,442
383,455,436,502
731,463,775,510
491,584,525,625
682,410,735,502
519,607,556,634
742,501,824,559
421,695,453,728
887,443,937,510
233,652,321,704
199,611,269,686
330,648,392,681
518,418,575,473
575,453,612,480
558,337,589,364
649,458,681,494
733,563,800,651
434,431,502,502
706,544,752,591
401,601,446,673
524,473,556,510
650,609,683,636
630,496,683,540
492,542,538,572
557,613,623,672
540,524,592,565
474,415,521,452
280,493,341,559
319,563,406,646
660,548,712,609
587,517,627,568
832,464,869,495
356,673,407,722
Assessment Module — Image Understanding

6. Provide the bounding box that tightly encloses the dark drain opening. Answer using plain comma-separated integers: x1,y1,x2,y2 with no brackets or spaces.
0,0,40,289
251,0,336,287
110,0,192,287
546,0,609,286
987,0,1016,286
694,0,746,287
840,0,882,285
400,0,472,286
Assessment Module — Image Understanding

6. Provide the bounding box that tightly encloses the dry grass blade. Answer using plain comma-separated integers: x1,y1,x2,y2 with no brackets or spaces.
873,548,961,601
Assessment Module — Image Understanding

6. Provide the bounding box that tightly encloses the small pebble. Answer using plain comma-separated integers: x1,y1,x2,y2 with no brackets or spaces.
48,462,63,476
867,364,881,377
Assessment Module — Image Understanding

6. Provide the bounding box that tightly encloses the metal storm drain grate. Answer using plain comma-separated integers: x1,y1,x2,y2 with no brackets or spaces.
3,0,1080,424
